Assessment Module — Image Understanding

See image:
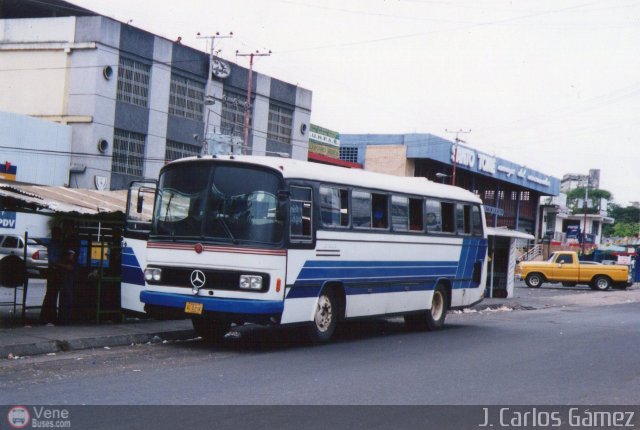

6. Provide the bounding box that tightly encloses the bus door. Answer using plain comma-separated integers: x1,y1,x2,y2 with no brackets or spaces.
121,180,156,314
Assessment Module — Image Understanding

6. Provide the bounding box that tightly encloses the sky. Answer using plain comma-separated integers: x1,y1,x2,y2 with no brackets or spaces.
71,0,640,206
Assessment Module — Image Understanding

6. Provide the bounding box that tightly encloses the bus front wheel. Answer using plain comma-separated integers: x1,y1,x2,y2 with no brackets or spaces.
192,317,230,344
307,290,337,344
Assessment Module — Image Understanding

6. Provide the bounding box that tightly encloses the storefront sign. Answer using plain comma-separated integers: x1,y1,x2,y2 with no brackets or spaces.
0,211,16,228
477,153,496,175
452,146,475,168
0,161,17,181
309,124,340,159
483,205,504,216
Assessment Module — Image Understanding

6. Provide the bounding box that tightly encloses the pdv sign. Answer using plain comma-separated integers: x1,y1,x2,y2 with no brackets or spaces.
0,211,16,229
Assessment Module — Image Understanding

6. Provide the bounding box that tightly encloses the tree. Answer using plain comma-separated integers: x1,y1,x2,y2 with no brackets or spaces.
565,188,612,215
603,203,640,237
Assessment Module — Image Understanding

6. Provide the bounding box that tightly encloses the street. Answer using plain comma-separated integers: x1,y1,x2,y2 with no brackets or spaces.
2,285,640,405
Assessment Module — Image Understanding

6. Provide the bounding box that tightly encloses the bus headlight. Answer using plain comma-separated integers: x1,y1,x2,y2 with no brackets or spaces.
144,268,162,283
239,275,262,290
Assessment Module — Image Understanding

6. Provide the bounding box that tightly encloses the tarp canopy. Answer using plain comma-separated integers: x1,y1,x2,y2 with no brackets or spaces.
0,180,127,218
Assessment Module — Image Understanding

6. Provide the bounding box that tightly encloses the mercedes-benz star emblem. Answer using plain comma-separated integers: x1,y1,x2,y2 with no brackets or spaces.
190,270,206,294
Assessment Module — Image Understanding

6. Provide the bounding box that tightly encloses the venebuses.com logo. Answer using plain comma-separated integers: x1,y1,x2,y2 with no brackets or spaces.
6,406,72,429
7,406,30,429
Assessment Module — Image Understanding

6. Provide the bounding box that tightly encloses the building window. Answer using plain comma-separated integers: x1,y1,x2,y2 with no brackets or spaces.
484,190,495,201
340,147,358,163
112,129,146,177
169,74,205,121
117,57,151,107
165,140,200,162
220,93,246,138
267,104,293,144
520,191,530,201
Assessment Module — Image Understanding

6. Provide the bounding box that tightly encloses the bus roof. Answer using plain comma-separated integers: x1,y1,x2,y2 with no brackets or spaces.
168,155,482,204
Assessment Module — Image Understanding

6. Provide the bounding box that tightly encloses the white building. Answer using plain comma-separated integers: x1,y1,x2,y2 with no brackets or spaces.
0,2,312,190
0,110,72,237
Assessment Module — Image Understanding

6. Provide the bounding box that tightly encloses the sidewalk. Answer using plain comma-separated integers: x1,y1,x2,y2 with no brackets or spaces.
1,280,637,359
0,280,195,359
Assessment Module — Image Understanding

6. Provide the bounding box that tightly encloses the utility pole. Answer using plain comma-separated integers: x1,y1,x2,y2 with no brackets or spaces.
196,32,233,155
581,179,590,255
196,31,233,58
236,50,271,154
445,129,471,186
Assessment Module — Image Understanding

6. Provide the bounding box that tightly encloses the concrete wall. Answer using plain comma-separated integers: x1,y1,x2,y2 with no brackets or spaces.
364,145,415,177
0,110,71,185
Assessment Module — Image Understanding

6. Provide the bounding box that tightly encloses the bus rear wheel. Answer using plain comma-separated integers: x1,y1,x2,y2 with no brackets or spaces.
404,284,448,331
192,317,230,344
307,290,337,344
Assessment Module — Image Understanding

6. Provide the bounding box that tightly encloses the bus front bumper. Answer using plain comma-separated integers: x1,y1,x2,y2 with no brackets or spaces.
140,291,285,316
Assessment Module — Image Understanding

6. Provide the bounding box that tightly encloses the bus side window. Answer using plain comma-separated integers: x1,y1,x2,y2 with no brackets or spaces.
456,204,472,235
471,205,483,236
320,186,349,228
391,195,409,231
425,200,442,233
290,186,313,242
441,202,455,233
371,193,389,229
352,190,372,228
409,198,424,231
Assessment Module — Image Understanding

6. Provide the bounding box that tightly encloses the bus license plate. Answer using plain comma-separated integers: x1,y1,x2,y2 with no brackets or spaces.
185,302,203,315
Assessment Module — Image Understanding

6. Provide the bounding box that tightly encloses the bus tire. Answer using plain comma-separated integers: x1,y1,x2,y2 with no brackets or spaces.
404,284,448,331
525,273,544,288
307,289,337,344
192,317,230,344
426,284,448,330
590,275,611,291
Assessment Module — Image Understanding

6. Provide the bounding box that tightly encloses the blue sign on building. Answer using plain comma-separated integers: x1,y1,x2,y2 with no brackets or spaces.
0,211,17,229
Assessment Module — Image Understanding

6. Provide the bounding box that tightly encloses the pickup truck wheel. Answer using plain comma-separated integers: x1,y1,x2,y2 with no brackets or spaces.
590,275,611,291
525,273,543,288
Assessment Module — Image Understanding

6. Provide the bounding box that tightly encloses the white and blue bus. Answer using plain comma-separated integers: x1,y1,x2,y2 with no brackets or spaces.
125,155,488,343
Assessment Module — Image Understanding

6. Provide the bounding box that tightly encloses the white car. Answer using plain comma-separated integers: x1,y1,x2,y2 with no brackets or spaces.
0,234,49,275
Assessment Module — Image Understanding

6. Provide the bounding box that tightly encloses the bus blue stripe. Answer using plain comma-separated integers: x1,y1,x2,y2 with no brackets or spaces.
141,291,284,315
288,238,488,298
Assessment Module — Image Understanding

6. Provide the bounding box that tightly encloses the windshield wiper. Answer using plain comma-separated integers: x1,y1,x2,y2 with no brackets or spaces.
216,215,239,244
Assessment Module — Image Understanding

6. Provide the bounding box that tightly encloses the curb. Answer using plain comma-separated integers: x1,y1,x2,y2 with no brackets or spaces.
1,329,196,359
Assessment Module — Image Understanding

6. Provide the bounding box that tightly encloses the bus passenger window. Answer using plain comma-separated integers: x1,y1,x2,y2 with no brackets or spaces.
471,206,483,236
457,204,472,235
371,193,388,229
352,190,371,228
290,186,313,241
320,186,349,227
392,196,409,231
425,200,442,233
409,198,424,231
441,202,455,233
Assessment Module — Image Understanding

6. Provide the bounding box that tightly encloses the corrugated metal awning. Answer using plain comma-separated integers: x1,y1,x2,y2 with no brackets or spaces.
0,181,127,216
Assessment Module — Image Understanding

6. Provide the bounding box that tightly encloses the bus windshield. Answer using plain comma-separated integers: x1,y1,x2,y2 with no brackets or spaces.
152,162,283,245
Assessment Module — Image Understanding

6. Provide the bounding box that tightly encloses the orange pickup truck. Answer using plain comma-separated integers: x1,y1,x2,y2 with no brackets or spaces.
516,251,633,291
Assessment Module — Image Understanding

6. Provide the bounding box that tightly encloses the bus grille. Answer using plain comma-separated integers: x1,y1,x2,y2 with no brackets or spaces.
153,267,269,292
